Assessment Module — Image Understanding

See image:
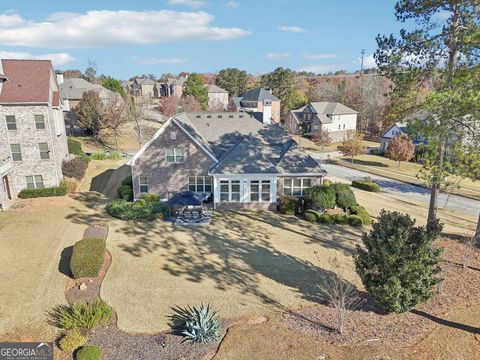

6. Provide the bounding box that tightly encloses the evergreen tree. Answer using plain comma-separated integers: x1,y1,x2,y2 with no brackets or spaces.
355,210,443,313
183,73,208,109
102,76,126,99
215,68,248,97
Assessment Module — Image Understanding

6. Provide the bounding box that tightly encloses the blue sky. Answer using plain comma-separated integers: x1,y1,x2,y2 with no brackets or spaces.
0,0,404,78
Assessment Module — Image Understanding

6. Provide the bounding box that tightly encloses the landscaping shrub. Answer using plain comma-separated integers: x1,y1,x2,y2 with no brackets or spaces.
318,213,335,224
51,300,114,331
351,205,373,225
68,139,84,156
369,148,385,156
172,304,220,343
70,238,106,278
108,151,122,160
121,177,133,187
355,211,443,313
62,177,80,193
18,184,67,199
304,209,321,222
279,195,300,215
106,199,169,221
76,346,102,360
303,185,336,211
143,194,160,203
58,329,85,353
62,157,89,180
333,213,348,224
351,180,381,192
348,215,363,227
322,179,333,186
117,184,133,201
90,152,107,160
332,183,357,210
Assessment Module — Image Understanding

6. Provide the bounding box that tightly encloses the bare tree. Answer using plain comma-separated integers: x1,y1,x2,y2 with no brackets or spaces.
127,95,149,147
101,98,129,150
462,235,476,270
318,257,362,335
311,130,332,150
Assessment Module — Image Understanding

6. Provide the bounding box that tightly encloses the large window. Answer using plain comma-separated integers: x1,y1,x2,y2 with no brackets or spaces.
39,142,50,159
220,179,241,202
10,144,22,161
26,175,44,189
165,148,184,163
188,176,212,193
283,178,312,196
220,180,229,202
250,180,270,202
139,176,148,193
35,115,45,130
231,180,240,201
6,115,16,130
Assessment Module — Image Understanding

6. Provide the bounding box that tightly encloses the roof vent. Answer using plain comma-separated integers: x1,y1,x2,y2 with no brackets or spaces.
218,115,222,118
229,115,233,118
239,114,244,118
207,115,212,118
196,115,201,118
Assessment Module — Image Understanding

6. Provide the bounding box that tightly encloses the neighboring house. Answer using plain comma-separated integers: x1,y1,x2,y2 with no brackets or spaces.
128,108,326,210
205,84,229,109
58,76,121,134
230,88,281,123
380,122,408,150
131,78,156,98
154,76,186,98
287,102,358,141
0,59,68,210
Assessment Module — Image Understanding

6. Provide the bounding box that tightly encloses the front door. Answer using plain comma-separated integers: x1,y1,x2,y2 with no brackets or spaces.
2,175,11,200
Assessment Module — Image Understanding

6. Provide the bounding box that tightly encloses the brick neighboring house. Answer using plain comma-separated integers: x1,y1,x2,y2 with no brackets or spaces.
128,107,326,210
205,84,229,109
230,88,281,123
286,102,358,141
0,59,68,210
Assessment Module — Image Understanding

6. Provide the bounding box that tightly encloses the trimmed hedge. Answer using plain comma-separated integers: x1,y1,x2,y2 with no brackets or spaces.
70,238,106,278
332,183,357,210
106,199,169,221
304,209,321,222
318,213,335,224
68,139,84,156
62,157,89,180
76,346,102,360
333,213,348,224
351,205,373,225
279,195,300,215
18,184,67,199
143,194,161,203
348,215,363,227
351,180,381,192
303,185,336,211
117,184,133,201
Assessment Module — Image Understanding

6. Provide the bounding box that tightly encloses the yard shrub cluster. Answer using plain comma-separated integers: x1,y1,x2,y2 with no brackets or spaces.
304,209,321,222
106,198,169,221
173,303,220,344
117,185,133,201
62,177,80,193
351,205,373,225
51,300,114,331
332,183,357,210
279,195,301,215
318,213,335,224
70,238,106,278
58,329,85,353
351,180,381,192
68,139,84,156
18,183,68,199
76,346,102,360
347,215,363,227
90,151,122,160
62,157,89,180
303,185,336,210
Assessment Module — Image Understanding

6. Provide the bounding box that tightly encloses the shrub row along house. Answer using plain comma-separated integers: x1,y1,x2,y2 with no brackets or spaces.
0,59,68,209
128,107,326,209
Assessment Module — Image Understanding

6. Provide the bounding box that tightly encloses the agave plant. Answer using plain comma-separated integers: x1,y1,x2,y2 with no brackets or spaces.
173,303,220,344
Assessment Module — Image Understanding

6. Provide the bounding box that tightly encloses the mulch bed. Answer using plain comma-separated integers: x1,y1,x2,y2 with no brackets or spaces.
284,236,480,346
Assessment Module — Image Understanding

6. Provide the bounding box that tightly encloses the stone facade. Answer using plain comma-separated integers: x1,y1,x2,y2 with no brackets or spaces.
131,121,214,200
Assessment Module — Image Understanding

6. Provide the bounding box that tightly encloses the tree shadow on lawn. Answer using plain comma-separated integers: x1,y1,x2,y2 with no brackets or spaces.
411,309,480,334
58,246,73,277
349,158,389,167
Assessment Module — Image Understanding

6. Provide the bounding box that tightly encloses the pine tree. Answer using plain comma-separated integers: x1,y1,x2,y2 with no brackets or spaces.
354,210,443,313
183,73,208,110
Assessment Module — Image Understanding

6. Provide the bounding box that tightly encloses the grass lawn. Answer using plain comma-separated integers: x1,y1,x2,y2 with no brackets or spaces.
294,135,379,153
334,154,480,201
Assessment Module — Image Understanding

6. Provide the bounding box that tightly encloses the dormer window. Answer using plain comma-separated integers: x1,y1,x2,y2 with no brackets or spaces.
170,131,177,140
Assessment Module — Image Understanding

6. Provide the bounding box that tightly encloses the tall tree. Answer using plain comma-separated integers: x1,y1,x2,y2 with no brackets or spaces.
311,130,332,150
260,67,296,113
385,133,416,166
215,68,248,97
102,76,126,99
341,131,365,163
84,59,98,84
375,0,480,224
75,90,103,139
101,99,129,150
183,73,208,109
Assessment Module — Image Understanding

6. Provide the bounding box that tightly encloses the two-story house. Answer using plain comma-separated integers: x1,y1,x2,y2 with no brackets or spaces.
0,59,68,210
287,102,358,141
230,88,281,123
205,84,229,109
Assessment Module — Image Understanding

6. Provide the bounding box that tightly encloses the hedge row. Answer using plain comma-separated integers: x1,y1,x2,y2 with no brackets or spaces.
106,199,169,221
351,205,373,225
18,183,68,199
70,238,106,278
351,180,381,192
278,195,301,215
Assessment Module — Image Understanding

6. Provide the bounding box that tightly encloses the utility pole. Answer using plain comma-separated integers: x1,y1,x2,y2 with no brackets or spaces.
360,49,365,75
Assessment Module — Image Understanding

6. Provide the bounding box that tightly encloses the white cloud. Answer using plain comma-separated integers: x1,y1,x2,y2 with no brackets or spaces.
131,56,189,65
265,52,290,60
0,50,75,66
278,25,306,33
224,1,239,8
167,0,205,8
359,54,377,68
302,54,338,60
0,10,251,48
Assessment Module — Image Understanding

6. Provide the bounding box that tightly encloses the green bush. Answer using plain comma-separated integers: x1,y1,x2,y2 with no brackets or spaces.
117,184,133,201
51,300,114,331
108,151,122,160
355,211,443,313
304,209,321,222
18,184,67,199
121,177,133,187
351,180,381,192
58,329,85,353
351,205,373,225
348,215,363,227
333,213,348,224
318,213,335,224
332,183,357,210
62,157,89,180
278,196,299,215
303,185,336,211
173,304,220,344
76,346,102,360
106,199,169,221
143,194,160,203
90,152,107,160
70,238,106,278
68,139,84,156
322,179,333,186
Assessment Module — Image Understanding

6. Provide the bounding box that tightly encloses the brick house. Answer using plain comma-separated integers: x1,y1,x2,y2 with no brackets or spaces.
128,107,326,210
230,88,281,123
0,59,68,210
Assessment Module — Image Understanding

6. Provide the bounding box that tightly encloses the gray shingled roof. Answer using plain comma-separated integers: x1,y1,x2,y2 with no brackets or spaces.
240,87,280,102
309,102,358,115
59,78,116,100
205,84,228,94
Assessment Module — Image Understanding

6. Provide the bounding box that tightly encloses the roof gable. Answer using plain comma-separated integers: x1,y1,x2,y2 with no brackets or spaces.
240,87,280,102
